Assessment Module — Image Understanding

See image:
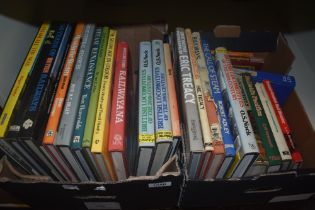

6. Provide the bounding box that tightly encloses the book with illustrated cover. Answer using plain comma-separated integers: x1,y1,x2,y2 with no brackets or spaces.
174,28,204,180
200,36,236,179
192,32,225,179
215,47,259,178
263,80,303,169
136,41,155,176
108,42,129,180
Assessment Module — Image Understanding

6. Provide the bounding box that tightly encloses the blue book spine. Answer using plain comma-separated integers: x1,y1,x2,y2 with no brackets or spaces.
201,37,236,158
71,27,102,149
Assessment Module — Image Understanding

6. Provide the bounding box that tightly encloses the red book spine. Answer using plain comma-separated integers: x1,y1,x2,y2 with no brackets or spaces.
108,42,129,170
263,80,303,168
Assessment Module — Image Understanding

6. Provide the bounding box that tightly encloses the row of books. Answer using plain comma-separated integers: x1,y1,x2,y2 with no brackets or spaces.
173,28,303,180
0,22,303,182
0,23,133,182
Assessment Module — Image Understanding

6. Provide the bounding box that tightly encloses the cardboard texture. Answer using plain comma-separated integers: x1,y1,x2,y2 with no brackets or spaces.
0,24,315,209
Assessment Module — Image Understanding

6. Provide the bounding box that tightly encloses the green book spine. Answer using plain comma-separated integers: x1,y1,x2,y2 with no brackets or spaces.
82,27,109,148
241,73,281,169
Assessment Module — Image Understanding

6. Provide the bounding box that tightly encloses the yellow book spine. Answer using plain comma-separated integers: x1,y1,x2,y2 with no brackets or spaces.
91,29,117,180
225,152,241,178
0,23,50,137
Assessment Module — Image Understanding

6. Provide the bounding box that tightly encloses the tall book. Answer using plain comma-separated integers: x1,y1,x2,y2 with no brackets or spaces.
185,29,212,179
91,29,117,181
42,23,84,182
136,41,155,176
0,23,50,138
263,80,303,169
108,42,129,180
53,24,96,182
0,23,50,175
241,73,282,175
163,42,181,157
175,28,204,180
215,47,259,178
255,82,292,170
192,32,225,179
6,23,70,180
200,37,236,179
149,40,173,175
70,27,103,182
81,27,109,182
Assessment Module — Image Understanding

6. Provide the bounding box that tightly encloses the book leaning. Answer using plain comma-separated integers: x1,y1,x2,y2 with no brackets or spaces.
215,47,259,178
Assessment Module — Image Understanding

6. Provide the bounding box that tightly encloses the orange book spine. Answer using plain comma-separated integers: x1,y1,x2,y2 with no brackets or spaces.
43,23,84,144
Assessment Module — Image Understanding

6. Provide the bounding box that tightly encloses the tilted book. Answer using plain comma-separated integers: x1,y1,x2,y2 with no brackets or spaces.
149,40,173,176
263,80,303,169
241,73,282,175
81,27,109,181
255,82,292,171
215,47,259,178
108,42,129,180
6,24,70,180
192,32,225,179
175,28,204,180
41,23,84,181
91,29,117,181
70,27,103,182
136,41,155,176
200,36,236,179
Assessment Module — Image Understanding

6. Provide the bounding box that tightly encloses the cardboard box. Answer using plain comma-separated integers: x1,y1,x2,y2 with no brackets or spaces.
0,24,183,210
179,25,315,209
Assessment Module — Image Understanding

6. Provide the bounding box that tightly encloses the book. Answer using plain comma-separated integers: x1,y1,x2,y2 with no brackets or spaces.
0,23,50,138
149,40,173,176
255,82,292,170
241,73,282,175
192,32,225,179
215,47,259,178
108,42,129,180
230,56,264,70
136,41,155,176
263,80,303,169
91,29,117,181
53,24,96,182
70,27,103,182
163,42,181,157
200,37,236,179
6,23,70,180
174,28,204,180
185,29,213,179
41,23,84,182
81,27,109,182
233,68,295,106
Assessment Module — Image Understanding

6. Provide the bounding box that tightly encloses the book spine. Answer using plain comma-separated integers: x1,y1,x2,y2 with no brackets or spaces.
255,82,292,168
185,29,213,152
138,42,155,147
215,47,258,177
263,80,303,168
82,27,109,148
108,42,129,178
71,27,102,149
55,24,96,146
6,24,61,138
163,43,181,138
0,23,50,138
201,38,235,156
152,40,173,143
43,23,84,145
175,27,203,180
91,29,117,180
241,73,281,167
